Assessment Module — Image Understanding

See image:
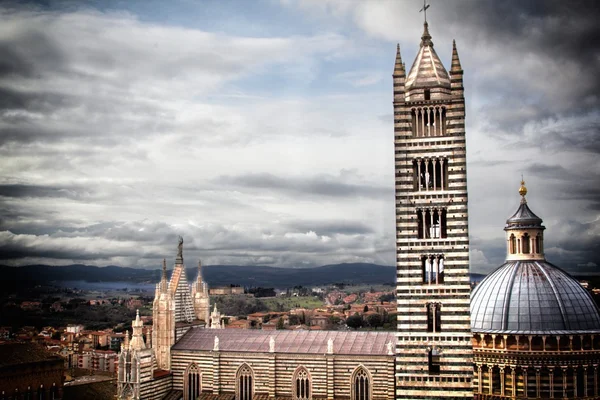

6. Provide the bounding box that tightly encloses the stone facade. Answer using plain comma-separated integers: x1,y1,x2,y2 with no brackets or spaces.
393,21,473,400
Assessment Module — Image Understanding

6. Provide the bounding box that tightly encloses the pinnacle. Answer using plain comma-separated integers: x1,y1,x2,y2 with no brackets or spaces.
394,43,405,76
451,39,462,72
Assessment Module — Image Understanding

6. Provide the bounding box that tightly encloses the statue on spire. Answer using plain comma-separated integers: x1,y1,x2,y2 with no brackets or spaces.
176,236,184,264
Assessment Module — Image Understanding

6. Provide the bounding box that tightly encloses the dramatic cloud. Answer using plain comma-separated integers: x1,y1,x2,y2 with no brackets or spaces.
0,1,598,274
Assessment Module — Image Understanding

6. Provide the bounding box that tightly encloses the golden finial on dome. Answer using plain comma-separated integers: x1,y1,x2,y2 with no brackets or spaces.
519,176,527,202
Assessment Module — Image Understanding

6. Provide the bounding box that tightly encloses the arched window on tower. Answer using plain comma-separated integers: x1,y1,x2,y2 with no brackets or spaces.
293,366,311,400
424,89,431,100
185,363,201,400
351,366,371,400
509,234,516,254
236,364,254,400
413,158,448,191
426,303,442,332
422,255,444,284
411,107,446,137
417,209,447,239
428,348,441,374
522,233,530,254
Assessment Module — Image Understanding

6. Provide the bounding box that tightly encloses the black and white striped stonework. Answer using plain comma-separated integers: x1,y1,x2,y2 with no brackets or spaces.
393,23,473,400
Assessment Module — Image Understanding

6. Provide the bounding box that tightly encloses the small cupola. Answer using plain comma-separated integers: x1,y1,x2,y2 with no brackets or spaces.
504,180,546,261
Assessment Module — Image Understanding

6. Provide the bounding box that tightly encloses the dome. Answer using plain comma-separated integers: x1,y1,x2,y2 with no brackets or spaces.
471,260,600,333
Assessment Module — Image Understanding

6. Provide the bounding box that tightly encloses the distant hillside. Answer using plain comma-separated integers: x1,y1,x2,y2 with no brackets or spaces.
0,263,396,289
0,263,491,291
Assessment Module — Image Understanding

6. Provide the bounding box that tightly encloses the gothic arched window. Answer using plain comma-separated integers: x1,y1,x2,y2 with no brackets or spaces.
185,363,201,400
509,234,516,254
522,233,530,254
38,385,45,400
428,348,441,374
293,366,311,400
351,366,371,400
236,363,254,400
50,384,57,400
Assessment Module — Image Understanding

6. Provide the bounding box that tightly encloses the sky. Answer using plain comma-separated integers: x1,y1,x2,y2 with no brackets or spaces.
0,0,598,274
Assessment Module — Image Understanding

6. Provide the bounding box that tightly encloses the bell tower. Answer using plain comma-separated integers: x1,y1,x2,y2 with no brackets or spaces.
394,20,473,399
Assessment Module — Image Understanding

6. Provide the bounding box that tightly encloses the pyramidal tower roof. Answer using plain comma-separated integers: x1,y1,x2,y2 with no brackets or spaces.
405,22,451,90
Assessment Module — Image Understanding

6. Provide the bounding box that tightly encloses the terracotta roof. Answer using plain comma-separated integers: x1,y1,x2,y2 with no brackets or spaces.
173,329,395,355
0,342,63,368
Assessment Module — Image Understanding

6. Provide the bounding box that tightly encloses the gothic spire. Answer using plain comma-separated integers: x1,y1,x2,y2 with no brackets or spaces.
451,40,462,72
159,258,168,293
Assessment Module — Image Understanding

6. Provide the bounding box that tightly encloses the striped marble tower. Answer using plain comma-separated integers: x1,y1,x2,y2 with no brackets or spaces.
393,22,473,399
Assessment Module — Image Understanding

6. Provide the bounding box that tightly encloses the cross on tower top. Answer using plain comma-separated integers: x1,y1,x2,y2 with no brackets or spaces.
419,0,430,23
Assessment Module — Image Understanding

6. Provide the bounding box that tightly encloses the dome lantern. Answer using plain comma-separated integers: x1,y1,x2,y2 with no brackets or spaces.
504,179,545,261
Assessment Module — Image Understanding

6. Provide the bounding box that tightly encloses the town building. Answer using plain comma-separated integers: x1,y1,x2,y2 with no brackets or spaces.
0,342,64,399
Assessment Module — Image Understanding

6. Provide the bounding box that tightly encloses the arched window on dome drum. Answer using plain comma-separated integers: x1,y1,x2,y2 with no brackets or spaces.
522,233,530,254
236,364,254,400
351,367,371,400
293,367,311,400
421,255,444,284
185,363,201,400
509,234,516,254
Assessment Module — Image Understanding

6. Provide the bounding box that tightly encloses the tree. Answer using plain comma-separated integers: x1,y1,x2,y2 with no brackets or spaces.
346,313,363,329
366,313,383,328
276,318,285,330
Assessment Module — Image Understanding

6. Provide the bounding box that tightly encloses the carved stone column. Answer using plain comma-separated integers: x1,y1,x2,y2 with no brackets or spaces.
511,367,516,397
562,367,567,399
549,367,554,399
489,365,494,395
536,368,541,398
417,160,422,191
477,364,482,394
500,366,505,396
584,366,588,397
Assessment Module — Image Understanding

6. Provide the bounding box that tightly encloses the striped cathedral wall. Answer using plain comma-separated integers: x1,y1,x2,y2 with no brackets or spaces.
170,349,395,399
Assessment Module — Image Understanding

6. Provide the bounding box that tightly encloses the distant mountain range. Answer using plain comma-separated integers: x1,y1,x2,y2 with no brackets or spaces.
0,263,491,291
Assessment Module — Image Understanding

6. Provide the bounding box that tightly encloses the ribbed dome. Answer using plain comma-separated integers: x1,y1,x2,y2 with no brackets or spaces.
471,260,600,333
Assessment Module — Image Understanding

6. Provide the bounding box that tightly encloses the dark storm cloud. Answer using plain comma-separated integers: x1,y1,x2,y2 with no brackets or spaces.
445,0,600,138
0,183,91,200
216,173,391,199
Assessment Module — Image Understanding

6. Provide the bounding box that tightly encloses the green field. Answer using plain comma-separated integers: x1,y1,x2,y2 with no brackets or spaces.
260,296,325,312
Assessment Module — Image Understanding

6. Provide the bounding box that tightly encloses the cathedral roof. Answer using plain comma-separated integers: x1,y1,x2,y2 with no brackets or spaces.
405,22,451,90
471,260,600,333
172,329,395,355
